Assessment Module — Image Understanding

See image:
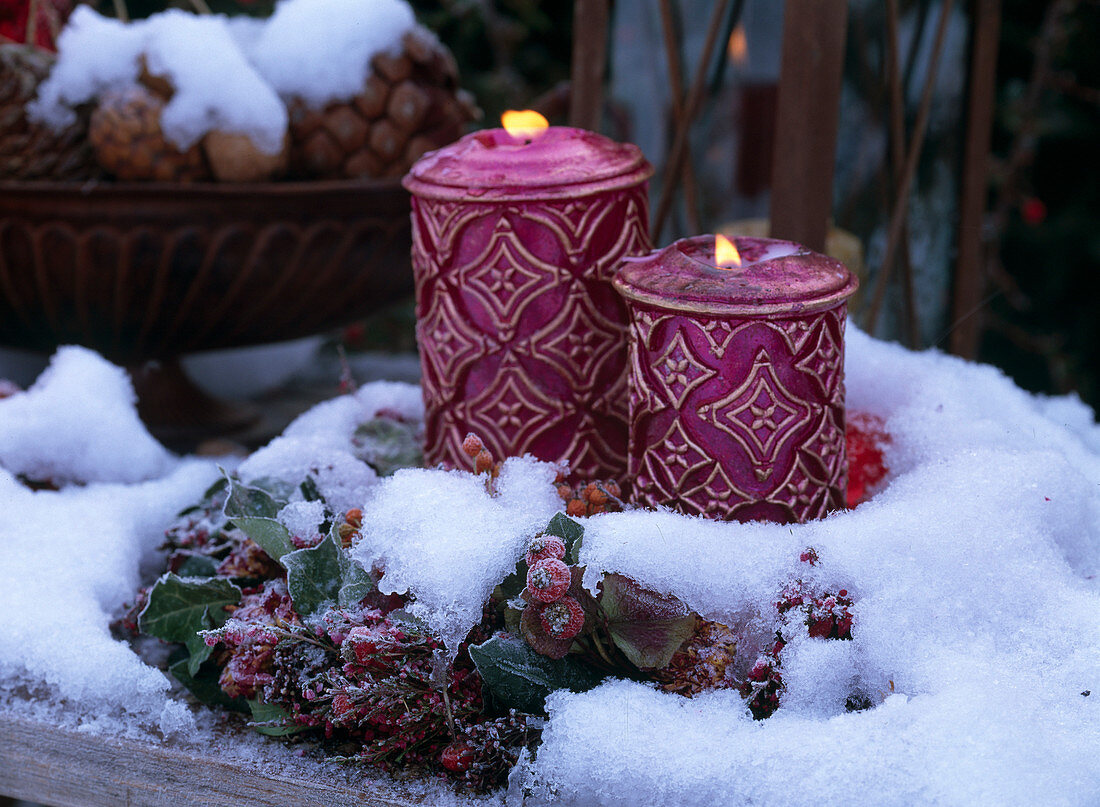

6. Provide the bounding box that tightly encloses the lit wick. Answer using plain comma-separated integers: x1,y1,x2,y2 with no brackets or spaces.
501,109,549,144
715,234,742,269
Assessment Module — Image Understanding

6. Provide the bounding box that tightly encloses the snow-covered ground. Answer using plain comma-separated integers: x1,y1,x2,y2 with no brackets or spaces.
2,327,1099,806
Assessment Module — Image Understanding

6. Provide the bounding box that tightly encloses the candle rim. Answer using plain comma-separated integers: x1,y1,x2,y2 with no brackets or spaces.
613,235,859,317
403,127,653,201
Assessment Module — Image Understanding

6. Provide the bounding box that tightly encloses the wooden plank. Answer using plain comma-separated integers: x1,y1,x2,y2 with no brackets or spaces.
0,713,430,807
950,0,1001,359
569,0,609,131
768,0,849,252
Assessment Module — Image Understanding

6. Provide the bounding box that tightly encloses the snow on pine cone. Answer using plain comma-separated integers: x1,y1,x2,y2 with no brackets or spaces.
0,43,96,181
286,25,479,180
88,84,209,182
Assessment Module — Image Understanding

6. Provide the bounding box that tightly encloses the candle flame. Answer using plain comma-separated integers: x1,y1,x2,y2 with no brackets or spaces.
727,24,748,66
502,109,549,141
715,234,742,269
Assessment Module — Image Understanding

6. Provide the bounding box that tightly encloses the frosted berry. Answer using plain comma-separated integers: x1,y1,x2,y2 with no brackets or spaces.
441,742,474,772
583,482,608,506
526,557,571,603
474,448,494,475
537,596,585,640
345,508,363,529
799,547,819,565
461,433,483,457
525,535,566,567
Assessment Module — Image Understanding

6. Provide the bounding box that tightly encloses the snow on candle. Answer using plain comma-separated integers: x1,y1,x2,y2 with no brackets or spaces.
403,113,653,481
613,235,858,522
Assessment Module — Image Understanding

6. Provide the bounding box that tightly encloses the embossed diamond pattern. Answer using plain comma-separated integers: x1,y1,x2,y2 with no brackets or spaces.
412,185,650,480
626,306,848,522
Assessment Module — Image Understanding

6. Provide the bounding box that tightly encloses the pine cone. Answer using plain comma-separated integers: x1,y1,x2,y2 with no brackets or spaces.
288,25,480,180
88,84,209,182
0,43,97,181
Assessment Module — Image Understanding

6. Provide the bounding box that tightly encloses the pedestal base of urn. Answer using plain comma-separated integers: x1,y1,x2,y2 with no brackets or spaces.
130,359,260,453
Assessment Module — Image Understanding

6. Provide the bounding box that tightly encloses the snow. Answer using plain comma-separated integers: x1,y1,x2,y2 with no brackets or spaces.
3,328,1100,805
351,456,563,657
0,345,175,484
30,0,419,153
0,347,220,736
244,0,416,107
31,6,287,153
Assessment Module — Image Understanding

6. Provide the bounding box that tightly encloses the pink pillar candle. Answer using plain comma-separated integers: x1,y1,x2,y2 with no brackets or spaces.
612,235,858,523
403,126,652,479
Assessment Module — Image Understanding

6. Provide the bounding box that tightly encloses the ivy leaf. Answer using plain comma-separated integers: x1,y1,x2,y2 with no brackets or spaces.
600,573,696,670
338,561,376,608
223,475,294,560
247,699,308,736
354,417,423,476
544,513,584,565
469,635,604,715
281,534,342,617
176,554,219,578
139,574,240,644
184,609,215,675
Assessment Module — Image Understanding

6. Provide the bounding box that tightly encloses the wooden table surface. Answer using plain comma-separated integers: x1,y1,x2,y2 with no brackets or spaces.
0,712,435,807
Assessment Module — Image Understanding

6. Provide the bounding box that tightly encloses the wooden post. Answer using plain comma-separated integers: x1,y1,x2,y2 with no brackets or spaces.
570,0,609,131
950,0,1001,358
769,0,849,253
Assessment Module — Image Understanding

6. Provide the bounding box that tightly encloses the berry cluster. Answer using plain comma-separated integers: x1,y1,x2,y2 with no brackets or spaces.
740,548,856,719
518,536,589,657
460,433,500,488
556,479,624,517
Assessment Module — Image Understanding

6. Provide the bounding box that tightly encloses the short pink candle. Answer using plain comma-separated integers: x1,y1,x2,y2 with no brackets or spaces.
403,119,653,479
613,235,858,522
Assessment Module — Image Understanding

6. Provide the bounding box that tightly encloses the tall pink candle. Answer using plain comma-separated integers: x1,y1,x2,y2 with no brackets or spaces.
613,235,858,523
403,120,652,479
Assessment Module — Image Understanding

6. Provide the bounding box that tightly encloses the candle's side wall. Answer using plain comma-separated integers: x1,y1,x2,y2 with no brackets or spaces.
410,184,650,480
625,303,848,523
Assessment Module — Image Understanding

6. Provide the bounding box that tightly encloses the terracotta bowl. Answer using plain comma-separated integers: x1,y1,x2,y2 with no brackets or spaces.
0,178,413,446
0,178,412,360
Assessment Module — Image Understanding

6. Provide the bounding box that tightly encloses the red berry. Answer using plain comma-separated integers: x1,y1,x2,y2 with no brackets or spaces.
846,412,891,508
474,449,494,474
1021,196,1047,226
526,558,571,603
525,535,566,567
441,742,474,772
808,617,833,638
537,596,585,640
461,433,483,457
799,548,819,566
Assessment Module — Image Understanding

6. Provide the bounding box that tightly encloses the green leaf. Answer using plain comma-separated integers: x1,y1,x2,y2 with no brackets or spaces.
496,559,528,601
337,561,376,608
247,699,308,736
168,653,246,713
139,574,240,643
223,476,294,560
353,417,423,476
176,554,219,578
281,535,342,617
184,611,215,676
299,475,323,502
545,513,584,565
469,635,605,715
599,573,696,670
